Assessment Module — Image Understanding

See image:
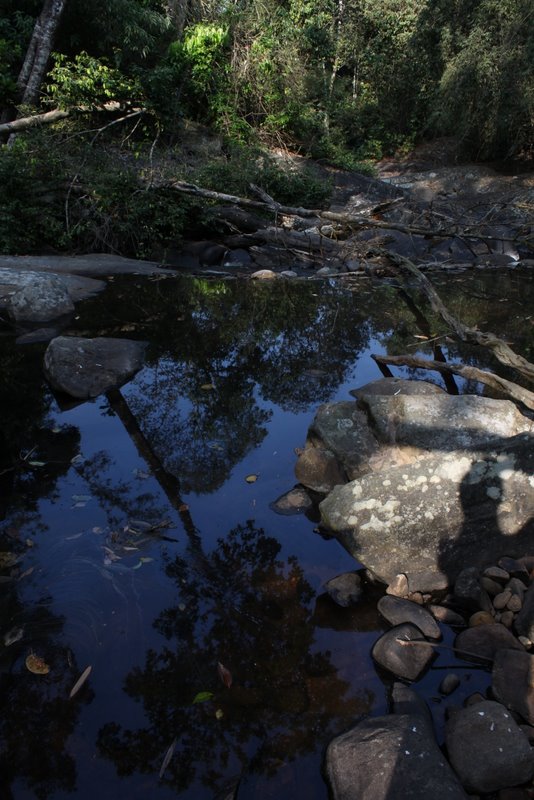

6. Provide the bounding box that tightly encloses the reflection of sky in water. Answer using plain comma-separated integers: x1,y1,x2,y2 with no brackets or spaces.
2,270,529,798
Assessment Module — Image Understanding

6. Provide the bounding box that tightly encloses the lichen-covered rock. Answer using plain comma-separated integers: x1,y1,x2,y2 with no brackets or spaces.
319,434,534,585
8,275,74,322
44,336,147,399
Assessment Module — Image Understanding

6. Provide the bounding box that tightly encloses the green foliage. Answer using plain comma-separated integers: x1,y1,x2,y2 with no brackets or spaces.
0,138,64,254
433,0,534,157
196,146,332,208
46,52,143,109
65,160,190,257
166,23,230,123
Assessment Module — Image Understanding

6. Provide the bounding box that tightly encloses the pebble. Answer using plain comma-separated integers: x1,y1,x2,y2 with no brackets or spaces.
500,611,514,628
386,573,409,597
507,594,522,613
518,636,532,649
493,590,512,610
429,605,465,627
469,611,495,627
481,576,503,596
483,566,510,582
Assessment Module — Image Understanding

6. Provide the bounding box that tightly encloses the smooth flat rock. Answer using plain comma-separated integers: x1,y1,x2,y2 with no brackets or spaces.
350,377,445,399
377,596,441,639
320,434,534,585
492,649,534,724
372,623,435,681
0,254,174,276
0,267,105,303
454,624,522,662
325,713,467,800
44,336,147,399
362,394,533,451
445,700,534,793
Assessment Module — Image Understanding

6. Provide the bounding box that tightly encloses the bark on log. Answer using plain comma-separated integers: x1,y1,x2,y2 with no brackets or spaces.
166,179,531,248
372,354,534,412
0,108,69,134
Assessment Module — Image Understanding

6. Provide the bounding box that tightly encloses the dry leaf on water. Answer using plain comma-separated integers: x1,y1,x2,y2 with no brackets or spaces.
217,661,232,689
159,737,177,779
25,653,50,675
245,474,258,483
69,665,92,698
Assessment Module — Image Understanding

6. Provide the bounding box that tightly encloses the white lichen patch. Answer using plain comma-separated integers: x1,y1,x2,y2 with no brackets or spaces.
429,475,441,484
435,456,471,483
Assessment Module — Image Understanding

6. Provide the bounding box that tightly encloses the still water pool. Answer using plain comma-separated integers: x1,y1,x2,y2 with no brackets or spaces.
0,269,532,799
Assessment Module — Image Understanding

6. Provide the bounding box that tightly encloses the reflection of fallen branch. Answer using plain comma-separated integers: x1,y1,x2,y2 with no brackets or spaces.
386,252,534,384
373,354,534,411
395,637,493,665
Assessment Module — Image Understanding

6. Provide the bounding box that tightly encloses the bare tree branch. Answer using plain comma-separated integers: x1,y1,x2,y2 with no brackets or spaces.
373,354,534,411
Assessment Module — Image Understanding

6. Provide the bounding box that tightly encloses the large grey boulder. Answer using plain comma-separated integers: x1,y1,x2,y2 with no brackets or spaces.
492,648,534,725
44,336,147,399
0,267,105,322
320,433,534,585
445,700,534,793
361,394,533,451
325,714,467,800
8,274,74,322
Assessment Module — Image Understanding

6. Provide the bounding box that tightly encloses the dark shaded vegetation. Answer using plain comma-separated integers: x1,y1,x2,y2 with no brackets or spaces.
0,0,532,256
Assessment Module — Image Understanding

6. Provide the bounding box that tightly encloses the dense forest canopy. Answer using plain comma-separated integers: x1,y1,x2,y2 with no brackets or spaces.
0,0,532,254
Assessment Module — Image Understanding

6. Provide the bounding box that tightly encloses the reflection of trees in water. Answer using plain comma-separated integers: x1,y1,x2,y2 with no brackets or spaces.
118,279,378,493
0,580,92,799
97,522,373,794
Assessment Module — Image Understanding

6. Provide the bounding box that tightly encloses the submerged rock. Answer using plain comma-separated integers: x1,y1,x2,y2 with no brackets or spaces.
44,336,147,399
377,596,441,639
324,572,362,607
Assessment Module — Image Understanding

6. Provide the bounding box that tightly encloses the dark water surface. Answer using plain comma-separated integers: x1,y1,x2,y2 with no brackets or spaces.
0,269,532,799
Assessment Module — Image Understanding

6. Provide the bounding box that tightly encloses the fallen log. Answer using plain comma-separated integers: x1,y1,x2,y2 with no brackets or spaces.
383,252,534,384
166,179,532,249
372,354,534,412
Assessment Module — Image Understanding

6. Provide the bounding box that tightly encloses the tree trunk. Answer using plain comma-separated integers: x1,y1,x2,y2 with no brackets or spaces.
16,0,68,107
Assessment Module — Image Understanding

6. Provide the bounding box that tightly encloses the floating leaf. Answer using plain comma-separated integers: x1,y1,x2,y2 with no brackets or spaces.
159,737,177,779
245,474,258,484
4,627,23,646
200,383,215,391
132,561,144,570
25,653,50,675
215,708,224,720
18,566,34,581
71,454,84,465
69,665,92,698
28,460,46,467
139,557,153,564
193,691,214,704
217,662,232,689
